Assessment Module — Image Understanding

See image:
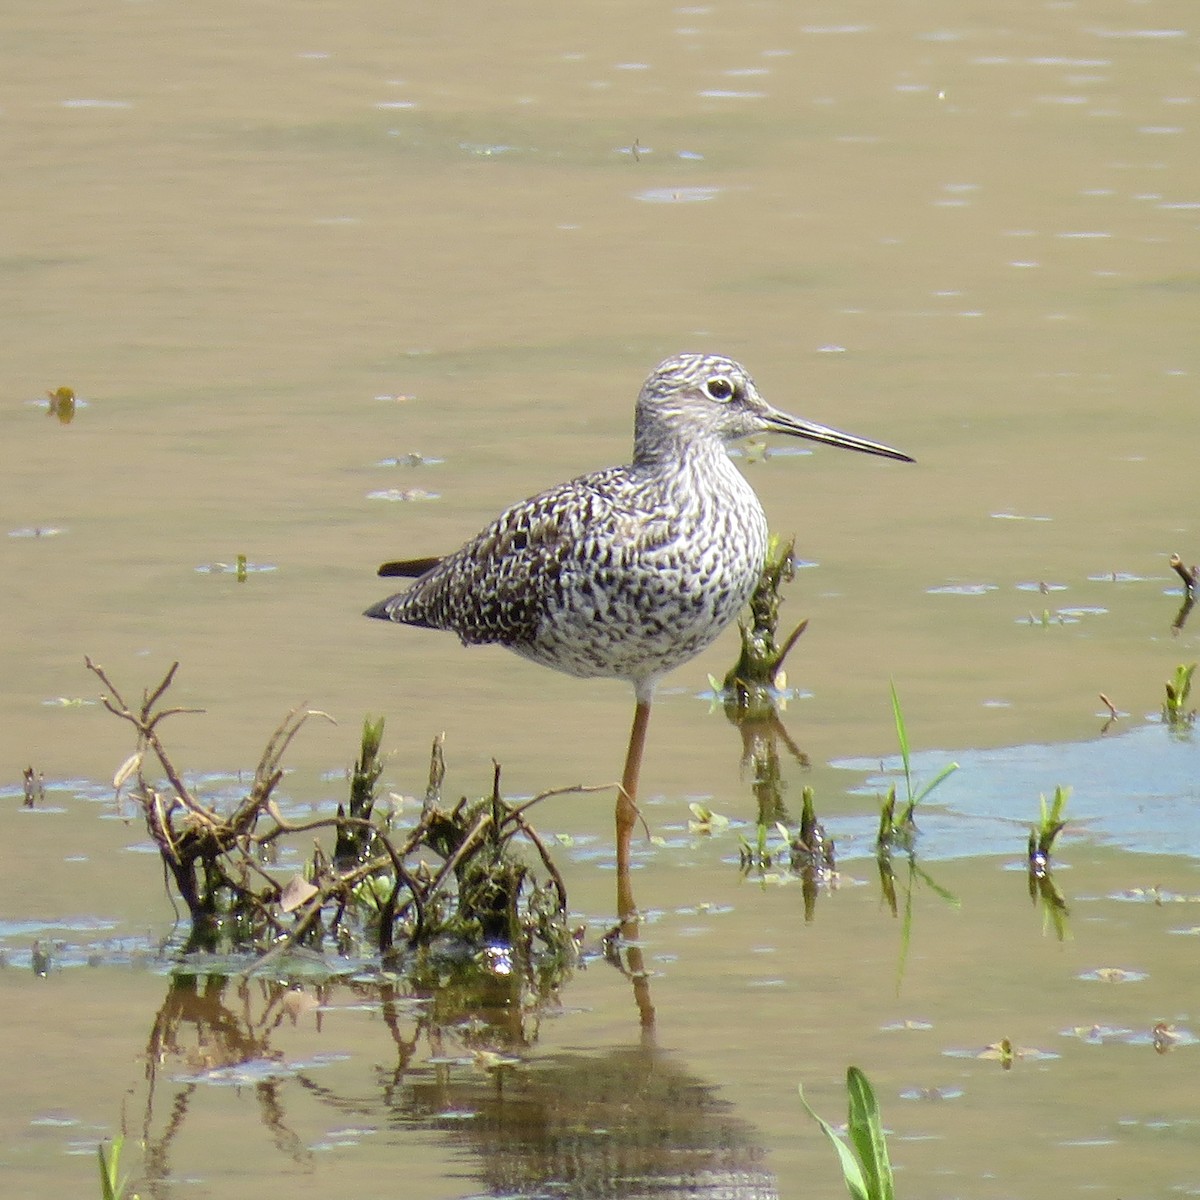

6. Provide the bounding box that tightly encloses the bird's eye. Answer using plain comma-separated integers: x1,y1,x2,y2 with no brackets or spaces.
704,376,735,402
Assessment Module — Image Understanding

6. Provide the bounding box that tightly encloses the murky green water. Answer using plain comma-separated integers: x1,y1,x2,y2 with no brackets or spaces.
2,0,1198,1195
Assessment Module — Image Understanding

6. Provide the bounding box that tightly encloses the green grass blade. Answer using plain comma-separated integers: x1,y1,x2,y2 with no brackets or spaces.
846,1067,894,1200
911,759,959,806
889,681,913,803
896,858,915,992
798,1084,870,1200
97,1138,121,1200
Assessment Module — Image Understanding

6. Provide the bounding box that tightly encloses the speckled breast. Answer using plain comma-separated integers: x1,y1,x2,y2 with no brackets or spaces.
516,463,770,686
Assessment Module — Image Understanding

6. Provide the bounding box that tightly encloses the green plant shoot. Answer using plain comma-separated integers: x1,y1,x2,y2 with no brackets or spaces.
799,1067,895,1200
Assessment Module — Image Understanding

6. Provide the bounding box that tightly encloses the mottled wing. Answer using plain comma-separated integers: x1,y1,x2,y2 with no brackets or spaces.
365,467,641,647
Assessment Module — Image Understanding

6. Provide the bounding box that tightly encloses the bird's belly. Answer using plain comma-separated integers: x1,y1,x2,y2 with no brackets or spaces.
517,521,768,684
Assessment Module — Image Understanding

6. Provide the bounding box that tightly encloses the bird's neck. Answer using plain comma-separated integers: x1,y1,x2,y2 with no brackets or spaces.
630,433,758,515
632,428,732,476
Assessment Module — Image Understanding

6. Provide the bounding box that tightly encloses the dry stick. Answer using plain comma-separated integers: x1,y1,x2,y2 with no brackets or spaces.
482,775,605,913
141,660,180,712
503,778,660,868
243,823,426,974
254,706,336,785
225,707,335,840
258,806,428,875
89,657,433,955
504,808,568,912
1170,553,1197,592
256,808,429,942
241,897,325,976
504,781,613,824
147,788,183,865
421,812,495,899
773,617,810,675
370,822,426,950
87,657,217,830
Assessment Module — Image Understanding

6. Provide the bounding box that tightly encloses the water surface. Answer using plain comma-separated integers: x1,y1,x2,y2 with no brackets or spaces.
2,0,1198,1195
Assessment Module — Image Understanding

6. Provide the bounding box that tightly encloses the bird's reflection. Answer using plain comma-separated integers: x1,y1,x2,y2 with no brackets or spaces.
132,972,775,1200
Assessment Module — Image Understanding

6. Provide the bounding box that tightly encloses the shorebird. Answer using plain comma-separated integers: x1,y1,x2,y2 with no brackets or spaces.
365,353,912,916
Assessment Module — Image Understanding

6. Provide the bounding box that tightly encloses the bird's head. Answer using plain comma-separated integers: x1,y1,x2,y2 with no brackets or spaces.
634,352,914,465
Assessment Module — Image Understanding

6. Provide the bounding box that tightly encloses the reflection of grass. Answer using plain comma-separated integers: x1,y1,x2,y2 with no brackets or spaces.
1028,786,1071,940
876,684,960,987
800,1067,894,1200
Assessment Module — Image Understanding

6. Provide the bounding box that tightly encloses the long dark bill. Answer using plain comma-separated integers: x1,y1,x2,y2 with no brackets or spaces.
764,407,914,464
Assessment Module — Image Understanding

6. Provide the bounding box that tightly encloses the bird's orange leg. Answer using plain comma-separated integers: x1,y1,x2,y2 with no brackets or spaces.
616,698,651,923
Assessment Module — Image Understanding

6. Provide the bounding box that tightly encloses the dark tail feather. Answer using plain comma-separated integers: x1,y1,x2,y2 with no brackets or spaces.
363,596,398,621
364,592,437,628
378,555,443,578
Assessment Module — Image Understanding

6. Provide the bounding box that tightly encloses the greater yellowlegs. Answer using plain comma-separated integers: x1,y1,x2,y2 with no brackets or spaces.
365,353,913,915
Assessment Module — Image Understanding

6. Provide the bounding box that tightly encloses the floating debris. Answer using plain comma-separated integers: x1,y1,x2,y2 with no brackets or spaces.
366,487,440,502
45,386,77,424
8,526,65,539
1078,966,1147,983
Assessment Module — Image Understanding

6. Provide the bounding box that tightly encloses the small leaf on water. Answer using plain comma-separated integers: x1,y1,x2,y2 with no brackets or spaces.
473,1048,521,1072
46,386,77,424
688,802,729,832
280,875,319,913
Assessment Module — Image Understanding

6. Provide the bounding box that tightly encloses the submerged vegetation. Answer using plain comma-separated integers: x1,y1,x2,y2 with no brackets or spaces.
87,657,582,976
722,534,809,719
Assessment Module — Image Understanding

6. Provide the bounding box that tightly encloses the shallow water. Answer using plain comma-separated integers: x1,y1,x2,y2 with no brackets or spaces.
2,0,1199,1195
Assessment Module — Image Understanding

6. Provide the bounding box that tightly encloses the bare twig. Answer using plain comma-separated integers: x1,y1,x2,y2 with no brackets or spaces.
504,781,612,824
86,657,217,830
505,807,568,912
240,897,325,977
1170,553,1197,593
